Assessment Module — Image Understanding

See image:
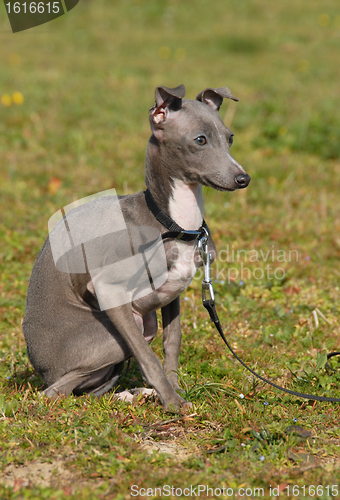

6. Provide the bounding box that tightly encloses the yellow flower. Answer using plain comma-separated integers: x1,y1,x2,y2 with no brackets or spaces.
318,14,330,28
1,94,12,107
158,46,171,60
12,92,24,105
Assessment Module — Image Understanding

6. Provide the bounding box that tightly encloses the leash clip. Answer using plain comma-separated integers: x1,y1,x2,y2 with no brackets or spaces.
198,228,215,306
202,280,215,306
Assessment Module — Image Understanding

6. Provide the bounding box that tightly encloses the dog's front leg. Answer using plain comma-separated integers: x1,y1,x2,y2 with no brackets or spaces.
162,297,182,392
105,304,183,411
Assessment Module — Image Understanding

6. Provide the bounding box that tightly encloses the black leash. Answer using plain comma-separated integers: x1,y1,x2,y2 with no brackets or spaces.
326,351,340,372
197,235,340,403
145,188,340,403
203,299,340,402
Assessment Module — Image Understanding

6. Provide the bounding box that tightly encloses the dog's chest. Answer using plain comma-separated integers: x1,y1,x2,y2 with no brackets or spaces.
163,241,198,296
136,241,197,313
132,182,204,312
156,181,203,300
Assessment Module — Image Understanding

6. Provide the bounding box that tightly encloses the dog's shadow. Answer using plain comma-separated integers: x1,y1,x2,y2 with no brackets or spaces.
7,366,44,392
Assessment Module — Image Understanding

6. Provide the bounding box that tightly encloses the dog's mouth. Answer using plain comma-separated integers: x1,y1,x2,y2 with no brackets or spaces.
202,178,236,192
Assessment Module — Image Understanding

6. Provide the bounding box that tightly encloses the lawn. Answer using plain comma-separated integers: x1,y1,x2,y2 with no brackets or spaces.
0,0,340,498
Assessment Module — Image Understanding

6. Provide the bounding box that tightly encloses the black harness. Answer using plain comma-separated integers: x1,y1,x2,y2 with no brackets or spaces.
145,189,209,242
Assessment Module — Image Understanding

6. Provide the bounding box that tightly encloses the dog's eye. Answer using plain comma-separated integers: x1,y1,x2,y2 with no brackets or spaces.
229,134,234,146
195,136,207,145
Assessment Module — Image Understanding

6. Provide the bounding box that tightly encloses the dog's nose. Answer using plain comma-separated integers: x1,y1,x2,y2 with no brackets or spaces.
235,173,251,188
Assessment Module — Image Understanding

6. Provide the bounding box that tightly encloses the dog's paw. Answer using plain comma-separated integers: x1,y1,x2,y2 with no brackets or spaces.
180,398,192,407
163,394,192,414
130,388,155,397
114,388,156,404
179,397,193,413
114,389,135,403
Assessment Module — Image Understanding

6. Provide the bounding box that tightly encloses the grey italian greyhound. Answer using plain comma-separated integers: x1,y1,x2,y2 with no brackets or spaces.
23,85,250,411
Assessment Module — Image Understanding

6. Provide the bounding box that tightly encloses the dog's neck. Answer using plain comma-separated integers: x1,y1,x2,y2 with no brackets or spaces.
145,136,204,230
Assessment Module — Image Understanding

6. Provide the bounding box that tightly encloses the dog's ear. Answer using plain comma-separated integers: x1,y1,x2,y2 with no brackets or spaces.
149,85,185,135
196,87,239,111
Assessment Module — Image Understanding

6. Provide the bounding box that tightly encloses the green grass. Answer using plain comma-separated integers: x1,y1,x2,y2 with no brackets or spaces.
1,0,340,498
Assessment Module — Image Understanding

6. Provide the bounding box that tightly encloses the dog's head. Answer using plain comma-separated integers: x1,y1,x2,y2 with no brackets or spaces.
148,84,250,191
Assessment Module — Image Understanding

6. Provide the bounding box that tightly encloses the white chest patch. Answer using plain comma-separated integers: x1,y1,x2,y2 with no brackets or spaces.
157,181,204,301
168,180,204,230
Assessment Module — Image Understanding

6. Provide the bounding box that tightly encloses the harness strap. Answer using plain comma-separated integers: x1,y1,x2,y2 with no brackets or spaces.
144,189,208,242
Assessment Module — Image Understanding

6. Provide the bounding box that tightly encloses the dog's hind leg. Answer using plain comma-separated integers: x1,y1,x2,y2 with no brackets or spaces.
43,312,157,399
44,362,125,397
73,362,126,396
43,371,89,397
